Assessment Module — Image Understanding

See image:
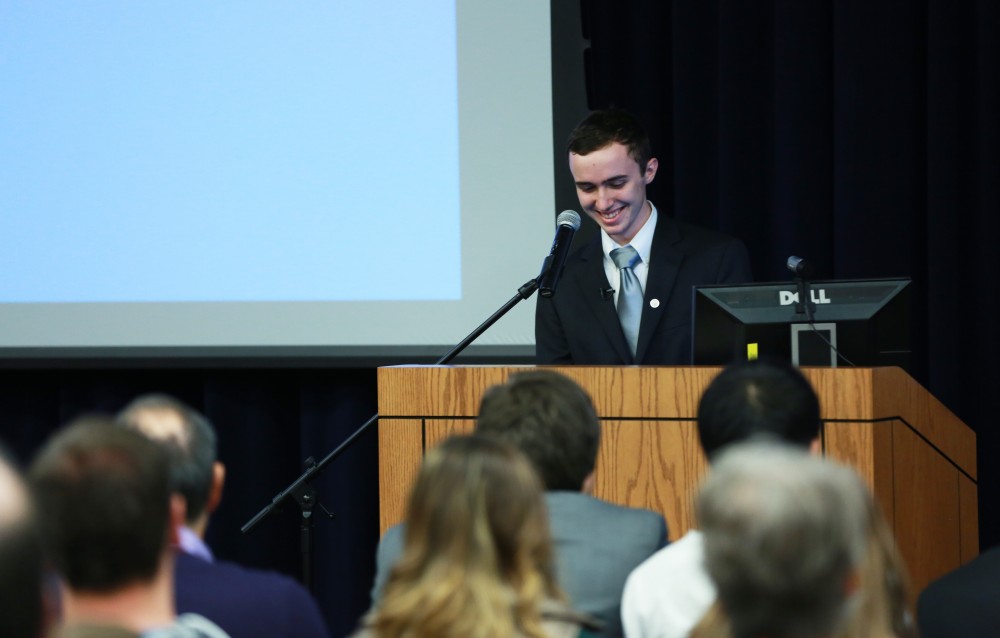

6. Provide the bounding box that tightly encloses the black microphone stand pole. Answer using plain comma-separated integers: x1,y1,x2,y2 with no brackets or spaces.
241,276,542,590
794,275,816,320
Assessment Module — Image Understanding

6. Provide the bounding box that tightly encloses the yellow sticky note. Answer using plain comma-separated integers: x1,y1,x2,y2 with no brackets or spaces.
747,343,758,360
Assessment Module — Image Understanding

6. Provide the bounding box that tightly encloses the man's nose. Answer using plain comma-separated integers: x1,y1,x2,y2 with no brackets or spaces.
596,188,615,211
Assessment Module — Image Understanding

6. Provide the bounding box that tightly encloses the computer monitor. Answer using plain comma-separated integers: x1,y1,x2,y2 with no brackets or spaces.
692,278,911,369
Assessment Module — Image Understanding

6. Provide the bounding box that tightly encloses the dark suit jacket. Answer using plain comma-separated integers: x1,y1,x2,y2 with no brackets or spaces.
370,492,668,637
916,547,1000,638
536,214,752,364
174,550,331,638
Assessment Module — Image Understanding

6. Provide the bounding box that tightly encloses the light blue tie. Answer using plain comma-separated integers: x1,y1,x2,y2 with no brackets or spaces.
610,245,643,359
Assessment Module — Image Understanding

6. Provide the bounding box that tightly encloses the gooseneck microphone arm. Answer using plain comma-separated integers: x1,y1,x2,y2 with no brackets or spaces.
242,211,581,591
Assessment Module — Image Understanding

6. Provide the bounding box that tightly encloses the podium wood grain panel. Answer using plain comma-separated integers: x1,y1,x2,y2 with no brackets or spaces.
377,365,724,419
823,420,894,526
378,366,528,416
594,419,707,540
824,421,877,484
377,365,978,587
425,419,476,448
893,424,962,590
377,418,423,533
959,474,979,563
802,367,875,420
871,367,976,478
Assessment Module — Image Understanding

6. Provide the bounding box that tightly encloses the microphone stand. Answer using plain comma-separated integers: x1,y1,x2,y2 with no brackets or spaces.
794,275,815,320
241,276,542,590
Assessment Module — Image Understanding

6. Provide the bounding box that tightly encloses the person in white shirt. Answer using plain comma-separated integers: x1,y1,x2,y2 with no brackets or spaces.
696,441,869,638
620,359,821,638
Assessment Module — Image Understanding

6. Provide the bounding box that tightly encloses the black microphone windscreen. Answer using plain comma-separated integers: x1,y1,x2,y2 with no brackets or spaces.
786,255,812,277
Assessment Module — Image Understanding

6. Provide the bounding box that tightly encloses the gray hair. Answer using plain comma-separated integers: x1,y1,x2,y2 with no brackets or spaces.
697,441,869,638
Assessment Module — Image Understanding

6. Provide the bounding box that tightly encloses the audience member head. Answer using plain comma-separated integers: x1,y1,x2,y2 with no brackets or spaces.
28,416,176,594
697,441,869,638
372,435,561,638
567,108,653,173
0,442,45,638
0,443,31,525
476,370,600,492
697,358,821,460
690,491,914,638
117,394,223,531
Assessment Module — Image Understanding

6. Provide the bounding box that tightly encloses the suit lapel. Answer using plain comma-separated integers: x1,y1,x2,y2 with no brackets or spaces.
569,236,633,363
636,217,683,362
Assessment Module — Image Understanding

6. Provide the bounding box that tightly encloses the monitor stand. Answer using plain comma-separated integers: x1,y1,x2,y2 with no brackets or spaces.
791,322,837,367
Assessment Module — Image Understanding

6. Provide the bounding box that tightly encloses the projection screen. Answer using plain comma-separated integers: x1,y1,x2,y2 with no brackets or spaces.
0,1,555,361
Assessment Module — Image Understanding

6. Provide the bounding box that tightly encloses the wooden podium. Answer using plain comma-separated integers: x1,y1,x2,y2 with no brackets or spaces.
377,365,977,592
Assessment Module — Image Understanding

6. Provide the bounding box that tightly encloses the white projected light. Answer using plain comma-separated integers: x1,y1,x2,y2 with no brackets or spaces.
0,1,554,355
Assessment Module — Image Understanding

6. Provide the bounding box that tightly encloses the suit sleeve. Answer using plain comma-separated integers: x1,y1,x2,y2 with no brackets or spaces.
654,515,669,550
370,524,405,606
287,581,333,638
535,295,574,364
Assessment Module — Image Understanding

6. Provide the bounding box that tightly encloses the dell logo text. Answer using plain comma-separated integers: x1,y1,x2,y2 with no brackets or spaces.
779,289,831,306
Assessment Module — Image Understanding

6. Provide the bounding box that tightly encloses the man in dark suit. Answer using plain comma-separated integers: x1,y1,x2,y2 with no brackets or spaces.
118,395,330,638
29,417,229,637
917,547,1000,638
536,108,752,365
370,371,667,637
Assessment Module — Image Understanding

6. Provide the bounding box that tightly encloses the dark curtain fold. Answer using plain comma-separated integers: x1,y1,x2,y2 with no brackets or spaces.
582,0,1000,546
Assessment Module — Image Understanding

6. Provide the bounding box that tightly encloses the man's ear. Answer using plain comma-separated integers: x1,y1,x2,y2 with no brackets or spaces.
168,493,186,546
843,566,861,597
206,462,225,514
644,157,659,184
581,471,596,495
809,437,823,457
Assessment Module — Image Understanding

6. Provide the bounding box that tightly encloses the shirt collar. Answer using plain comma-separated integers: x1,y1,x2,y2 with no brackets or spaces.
178,525,214,562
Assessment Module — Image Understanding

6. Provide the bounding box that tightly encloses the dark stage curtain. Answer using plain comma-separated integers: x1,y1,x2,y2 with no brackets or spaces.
0,366,379,638
581,0,999,546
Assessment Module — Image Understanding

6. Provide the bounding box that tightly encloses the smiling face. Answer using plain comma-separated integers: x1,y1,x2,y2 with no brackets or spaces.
569,142,658,246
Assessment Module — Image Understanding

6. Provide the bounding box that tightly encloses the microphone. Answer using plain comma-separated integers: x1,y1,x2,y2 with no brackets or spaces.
600,287,615,301
786,255,813,278
538,210,582,298
784,255,853,365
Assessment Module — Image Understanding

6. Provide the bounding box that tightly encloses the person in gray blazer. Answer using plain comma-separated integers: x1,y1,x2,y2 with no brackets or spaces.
370,371,668,636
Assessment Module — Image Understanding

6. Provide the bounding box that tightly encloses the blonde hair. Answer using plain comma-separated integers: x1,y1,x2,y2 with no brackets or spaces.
840,497,914,638
368,435,563,638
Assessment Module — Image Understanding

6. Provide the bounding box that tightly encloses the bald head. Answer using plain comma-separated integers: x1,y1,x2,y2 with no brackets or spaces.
117,395,220,527
0,453,29,527
1,444,45,638
123,406,190,448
